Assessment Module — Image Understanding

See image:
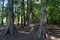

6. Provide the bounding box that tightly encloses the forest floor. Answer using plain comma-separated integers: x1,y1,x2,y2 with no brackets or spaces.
0,33,38,40
0,31,60,40
46,24,60,40
49,35,60,40
0,24,60,40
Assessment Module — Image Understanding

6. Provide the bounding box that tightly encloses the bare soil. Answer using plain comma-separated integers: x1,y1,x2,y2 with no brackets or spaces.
0,24,60,40
0,33,39,40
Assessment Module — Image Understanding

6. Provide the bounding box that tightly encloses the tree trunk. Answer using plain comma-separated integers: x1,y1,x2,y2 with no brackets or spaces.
27,0,33,31
20,0,24,28
36,0,46,39
7,0,17,35
27,0,30,30
1,0,4,26
17,7,20,26
30,0,33,23
6,0,17,35
17,0,21,26
22,0,26,26
0,0,18,37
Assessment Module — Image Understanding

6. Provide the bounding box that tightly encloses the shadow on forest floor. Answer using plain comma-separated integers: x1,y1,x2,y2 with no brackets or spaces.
0,24,60,40
47,24,60,40
0,34,36,40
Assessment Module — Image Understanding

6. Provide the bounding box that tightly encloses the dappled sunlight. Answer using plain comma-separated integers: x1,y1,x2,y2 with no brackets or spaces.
50,36,60,40
0,0,60,40
18,31,31,34
50,36,56,40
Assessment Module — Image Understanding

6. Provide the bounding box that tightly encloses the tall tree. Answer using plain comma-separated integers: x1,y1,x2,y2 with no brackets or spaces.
1,0,4,26
0,0,17,37
36,0,46,40
22,0,26,26
29,0,33,29
16,0,21,26
27,0,30,30
27,0,33,31
6,0,17,35
29,0,33,28
20,0,24,28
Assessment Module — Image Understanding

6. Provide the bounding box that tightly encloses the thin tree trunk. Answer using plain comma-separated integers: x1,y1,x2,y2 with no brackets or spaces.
17,7,20,26
27,0,33,31
17,0,21,26
29,0,33,31
30,0,33,23
21,0,24,28
17,13,20,25
27,0,30,30
1,0,4,26
22,0,26,26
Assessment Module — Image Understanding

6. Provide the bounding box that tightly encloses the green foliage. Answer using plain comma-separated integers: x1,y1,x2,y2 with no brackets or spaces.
0,0,60,26
46,0,60,24
32,1,40,23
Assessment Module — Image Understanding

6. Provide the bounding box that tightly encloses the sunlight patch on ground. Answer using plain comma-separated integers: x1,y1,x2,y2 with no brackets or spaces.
18,31,31,34
50,36,56,40
50,36,60,40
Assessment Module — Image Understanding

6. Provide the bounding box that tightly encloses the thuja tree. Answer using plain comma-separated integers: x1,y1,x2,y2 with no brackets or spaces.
36,0,47,40
0,0,17,37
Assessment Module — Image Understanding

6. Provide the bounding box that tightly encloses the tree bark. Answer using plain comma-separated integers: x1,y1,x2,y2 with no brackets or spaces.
27,0,33,31
30,0,33,23
7,0,17,35
1,0,4,26
27,0,30,30
22,0,26,26
0,0,18,37
36,0,46,39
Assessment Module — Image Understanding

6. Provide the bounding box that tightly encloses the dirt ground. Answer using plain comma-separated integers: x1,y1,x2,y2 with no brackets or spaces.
0,33,38,40
1,33,60,40
0,24,60,40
